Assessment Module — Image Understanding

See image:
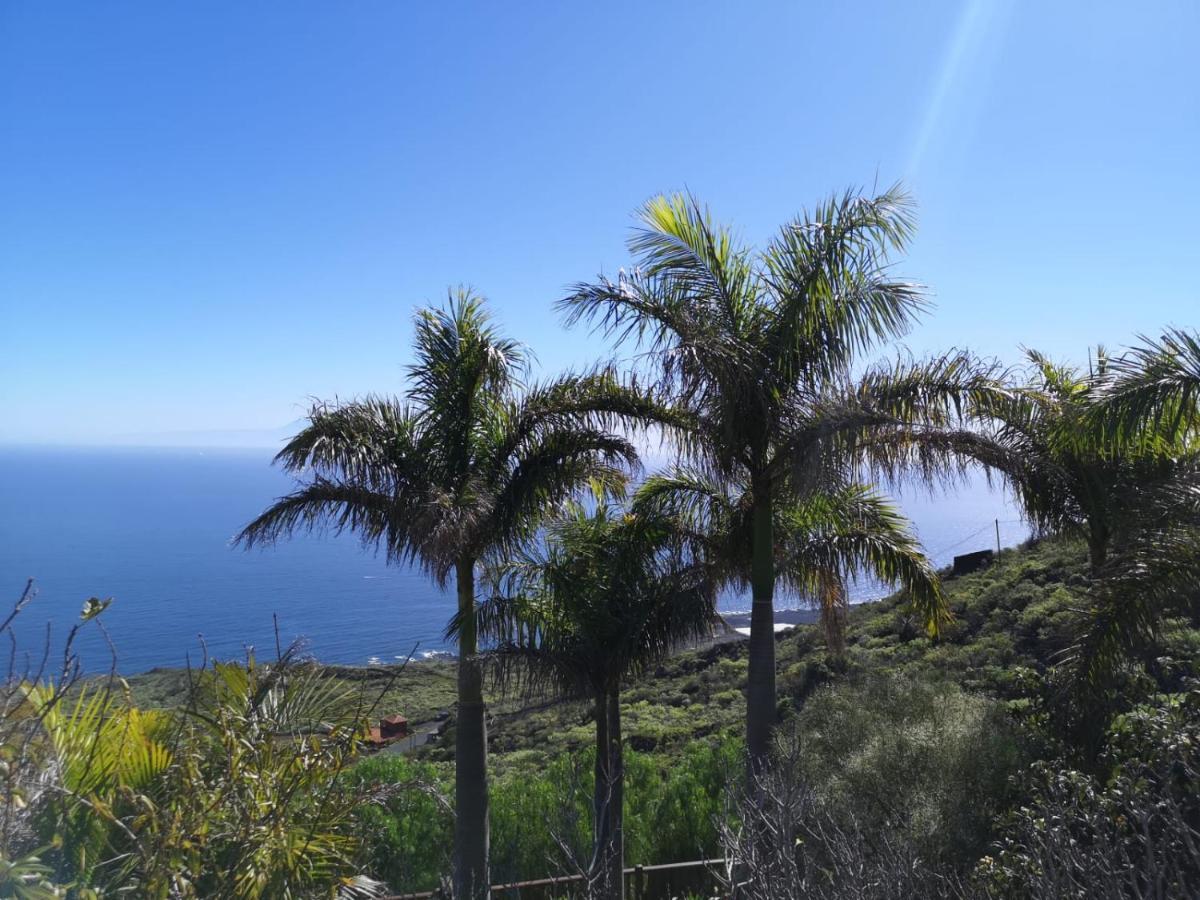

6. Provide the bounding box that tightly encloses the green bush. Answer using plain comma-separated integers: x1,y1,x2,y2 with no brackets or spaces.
981,689,1200,898
350,737,740,893
793,674,1027,866
622,738,740,865
22,653,379,898
349,755,453,894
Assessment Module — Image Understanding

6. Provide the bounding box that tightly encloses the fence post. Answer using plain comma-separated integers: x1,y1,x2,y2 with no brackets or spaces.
634,864,645,900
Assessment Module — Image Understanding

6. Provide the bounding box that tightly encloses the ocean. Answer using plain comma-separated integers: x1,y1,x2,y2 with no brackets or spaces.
0,446,1028,674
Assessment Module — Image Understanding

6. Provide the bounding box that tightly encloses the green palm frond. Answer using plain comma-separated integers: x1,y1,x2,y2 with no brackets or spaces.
631,193,758,335
484,368,681,474
762,184,925,383
482,426,636,560
764,351,1009,494
26,683,173,797
854,350,1011,428
22,681,174,880
1094,328,1200,448
237,475,432,567
559,269,700,362
0,846,64,900
274,396,425,487
634,463,737,513
776,485,946,645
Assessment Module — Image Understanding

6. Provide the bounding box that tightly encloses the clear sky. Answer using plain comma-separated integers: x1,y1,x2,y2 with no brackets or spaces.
2,1,1197,446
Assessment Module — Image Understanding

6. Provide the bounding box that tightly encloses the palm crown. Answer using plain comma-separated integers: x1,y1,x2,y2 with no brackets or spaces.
239,292,645,581
634,472,945,653
477,496,719,699
977,348,1181,572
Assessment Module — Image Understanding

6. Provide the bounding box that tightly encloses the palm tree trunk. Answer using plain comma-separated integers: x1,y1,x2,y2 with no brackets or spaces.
745,488,776,778
592,687,613,897
606,688,625,900
454,559,490,900
1087,523,1109,573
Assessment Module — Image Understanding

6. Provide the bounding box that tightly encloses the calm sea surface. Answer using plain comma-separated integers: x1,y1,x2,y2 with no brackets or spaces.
0,447,1027,673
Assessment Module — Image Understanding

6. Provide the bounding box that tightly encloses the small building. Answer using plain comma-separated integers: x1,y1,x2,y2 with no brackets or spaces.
364,714,410,749
952,549,994,577
380,714,408,740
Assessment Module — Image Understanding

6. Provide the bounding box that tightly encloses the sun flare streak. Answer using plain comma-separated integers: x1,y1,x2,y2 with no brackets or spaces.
906,0,1014,178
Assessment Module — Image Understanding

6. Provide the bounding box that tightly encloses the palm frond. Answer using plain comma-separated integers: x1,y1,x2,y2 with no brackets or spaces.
763,351,1008,494
630,192,757,337
776,485,947,643
476,500,719,701
633,469,739,532
235,477,433,573
1094,328,1200,449
855,350,1010,429
490,367,684,466
274,397,425,488
762,184,926,384
484,427,637,560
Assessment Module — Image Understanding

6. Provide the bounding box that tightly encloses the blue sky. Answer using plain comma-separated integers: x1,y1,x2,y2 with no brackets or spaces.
2,1,1196,446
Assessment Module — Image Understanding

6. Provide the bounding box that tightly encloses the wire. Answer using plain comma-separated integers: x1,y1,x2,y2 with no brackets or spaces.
928,523,995,558
925,517,1030,561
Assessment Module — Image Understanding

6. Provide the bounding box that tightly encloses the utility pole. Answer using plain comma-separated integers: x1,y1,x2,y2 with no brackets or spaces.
995,519,1002,557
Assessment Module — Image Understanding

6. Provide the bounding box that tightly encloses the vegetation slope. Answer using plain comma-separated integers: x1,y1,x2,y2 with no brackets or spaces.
111,533,1200,896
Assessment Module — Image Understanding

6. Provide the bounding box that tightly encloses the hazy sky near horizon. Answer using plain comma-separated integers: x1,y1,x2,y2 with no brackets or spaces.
2,1,1197,446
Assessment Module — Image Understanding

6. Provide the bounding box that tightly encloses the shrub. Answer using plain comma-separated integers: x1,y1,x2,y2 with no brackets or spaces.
7,618,390,899
793,674,1027,866
622,738,740,865
981,689,1200,898
349,738,741,893
349,755,453,894
717,726,965,900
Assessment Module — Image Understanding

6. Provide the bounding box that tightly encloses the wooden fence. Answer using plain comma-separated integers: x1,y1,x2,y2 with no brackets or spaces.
386,857,725,900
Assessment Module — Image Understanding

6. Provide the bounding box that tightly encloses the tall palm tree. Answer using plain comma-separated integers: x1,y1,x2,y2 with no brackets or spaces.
560,187,994,771
237,291,657,900
635,473,944,656
474,497,718,900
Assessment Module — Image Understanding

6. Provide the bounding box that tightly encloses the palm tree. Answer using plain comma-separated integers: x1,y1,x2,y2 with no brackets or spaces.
1058,330,1200,711
474,497,718,900
977,348,1180,572
560,187,993,771
237,290,657,900
635,473,944,656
